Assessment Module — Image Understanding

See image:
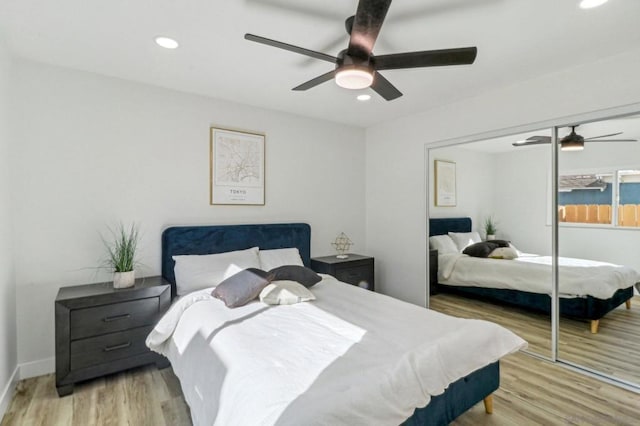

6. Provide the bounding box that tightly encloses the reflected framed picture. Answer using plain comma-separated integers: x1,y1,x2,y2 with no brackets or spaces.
435,160,456,207
210,127,265,205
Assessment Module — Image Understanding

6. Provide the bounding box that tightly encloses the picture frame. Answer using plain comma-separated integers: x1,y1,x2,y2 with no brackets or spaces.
210,127,265,205
435,160,456,207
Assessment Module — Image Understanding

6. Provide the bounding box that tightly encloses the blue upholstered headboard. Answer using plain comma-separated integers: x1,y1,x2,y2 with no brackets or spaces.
161,223,311,298
429,217,472,236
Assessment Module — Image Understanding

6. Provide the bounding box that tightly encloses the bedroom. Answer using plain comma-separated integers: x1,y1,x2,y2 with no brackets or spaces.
2,0,640,424
427,116,640,384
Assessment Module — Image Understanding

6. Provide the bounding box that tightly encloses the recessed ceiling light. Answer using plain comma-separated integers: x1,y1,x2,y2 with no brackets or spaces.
155,36,179,49
579,0,608,9
357,94,371,102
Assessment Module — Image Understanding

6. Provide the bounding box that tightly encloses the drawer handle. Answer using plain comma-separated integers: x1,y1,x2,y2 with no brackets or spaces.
104,342,131,352
103,313,131,322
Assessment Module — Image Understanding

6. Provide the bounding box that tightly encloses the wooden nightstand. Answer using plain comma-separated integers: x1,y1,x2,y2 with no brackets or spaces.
311,254,374,291
55,276,171,396
429,249,438,295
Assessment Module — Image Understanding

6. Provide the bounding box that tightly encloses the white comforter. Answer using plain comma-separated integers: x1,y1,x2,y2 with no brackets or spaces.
439,253,640,299
147,275,526,426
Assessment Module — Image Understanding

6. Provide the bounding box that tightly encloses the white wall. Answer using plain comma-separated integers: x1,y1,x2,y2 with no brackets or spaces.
492,147,552,256
365,47,640,307
428,145,494,234
0,37,17,411
12,59,366,370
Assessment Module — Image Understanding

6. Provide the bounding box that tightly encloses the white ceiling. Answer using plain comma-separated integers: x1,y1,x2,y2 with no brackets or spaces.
1,0,640,128
451,113,640,153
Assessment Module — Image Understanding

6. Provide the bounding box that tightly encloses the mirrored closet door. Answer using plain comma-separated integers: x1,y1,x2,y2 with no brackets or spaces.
427,130,554,358
556,114,640,386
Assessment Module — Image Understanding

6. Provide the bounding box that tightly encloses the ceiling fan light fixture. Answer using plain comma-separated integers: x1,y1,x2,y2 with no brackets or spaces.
561,140,584,151
335,67,374,90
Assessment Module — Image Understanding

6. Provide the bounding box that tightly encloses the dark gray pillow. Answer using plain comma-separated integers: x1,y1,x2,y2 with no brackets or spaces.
488,239,511,247
212,268,272,308
463,242,501,258
269,265,322,288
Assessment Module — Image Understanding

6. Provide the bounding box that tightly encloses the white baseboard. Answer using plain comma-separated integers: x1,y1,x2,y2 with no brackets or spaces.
18,357,54,380
0,366,19,420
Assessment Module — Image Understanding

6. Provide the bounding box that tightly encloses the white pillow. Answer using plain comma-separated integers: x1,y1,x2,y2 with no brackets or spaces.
448,231,482,252
429,235,459,255
259,280,316,305
258,248,304,271
489,246,519,260
173,247,260,296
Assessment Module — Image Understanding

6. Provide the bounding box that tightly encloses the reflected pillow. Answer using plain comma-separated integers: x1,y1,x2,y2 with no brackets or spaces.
212,268,273,308
269,265,322,288
448,231,482,252
429,235,459,255
173,247,260,296
258,248,304,270
463,241,510,258
259,280,316,305
489,246,519,260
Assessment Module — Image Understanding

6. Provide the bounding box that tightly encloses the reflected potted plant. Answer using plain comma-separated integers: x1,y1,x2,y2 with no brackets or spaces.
484,216,498,240
102,223,140,288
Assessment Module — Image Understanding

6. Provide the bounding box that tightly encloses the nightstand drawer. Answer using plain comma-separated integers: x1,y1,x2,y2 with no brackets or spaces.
70,326,154,370
70,297,159,340
335,265,373,287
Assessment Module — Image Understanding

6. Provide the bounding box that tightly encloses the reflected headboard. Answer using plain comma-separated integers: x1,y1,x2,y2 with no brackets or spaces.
429,217,472,236
161,223,311,298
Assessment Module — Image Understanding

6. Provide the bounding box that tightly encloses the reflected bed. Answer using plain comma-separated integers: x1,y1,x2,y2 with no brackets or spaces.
429,217,636,333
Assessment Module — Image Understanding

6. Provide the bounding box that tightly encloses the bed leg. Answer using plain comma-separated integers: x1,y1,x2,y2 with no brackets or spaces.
483,395,493,414
590,319,599,334
626,299,631,310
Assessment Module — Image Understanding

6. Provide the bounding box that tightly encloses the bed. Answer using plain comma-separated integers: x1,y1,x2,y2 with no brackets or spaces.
147,223,526,425
429,217,638,333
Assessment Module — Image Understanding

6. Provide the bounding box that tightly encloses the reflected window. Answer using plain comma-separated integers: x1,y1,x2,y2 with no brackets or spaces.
558,170,640,227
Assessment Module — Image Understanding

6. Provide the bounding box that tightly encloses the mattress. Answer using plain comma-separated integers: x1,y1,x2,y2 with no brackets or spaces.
147,275,526,425
438,252,639,299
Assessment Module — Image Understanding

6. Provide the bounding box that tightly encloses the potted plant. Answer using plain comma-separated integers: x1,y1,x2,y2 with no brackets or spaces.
102,223,140,288
484,216,497,240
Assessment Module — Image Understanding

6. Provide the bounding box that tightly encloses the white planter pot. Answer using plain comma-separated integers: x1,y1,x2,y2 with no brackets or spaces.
113,270,136,289
486,234,496,240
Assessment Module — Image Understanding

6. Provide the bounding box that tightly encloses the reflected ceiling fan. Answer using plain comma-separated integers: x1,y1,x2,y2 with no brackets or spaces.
513,126,638,151
244,0,478,101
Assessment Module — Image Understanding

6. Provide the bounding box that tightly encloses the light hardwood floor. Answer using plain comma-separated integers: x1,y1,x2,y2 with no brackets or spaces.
3,299,640,425
2,352,638,426
431,292,640,384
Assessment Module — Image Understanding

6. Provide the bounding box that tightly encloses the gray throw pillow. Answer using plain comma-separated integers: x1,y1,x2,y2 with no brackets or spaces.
212,268,273,308
269,265,322,288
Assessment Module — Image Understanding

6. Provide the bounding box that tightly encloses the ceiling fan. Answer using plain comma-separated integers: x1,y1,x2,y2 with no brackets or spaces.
513,126,638,151
244,0,478,101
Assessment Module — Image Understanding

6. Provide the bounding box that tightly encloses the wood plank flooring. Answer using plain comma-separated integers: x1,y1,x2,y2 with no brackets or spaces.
2,297,640,425
431,292,640,384
2,353,638,426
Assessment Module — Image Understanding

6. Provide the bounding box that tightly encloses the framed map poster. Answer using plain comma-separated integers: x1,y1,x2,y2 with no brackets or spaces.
435,160,456,207
210,127,265,205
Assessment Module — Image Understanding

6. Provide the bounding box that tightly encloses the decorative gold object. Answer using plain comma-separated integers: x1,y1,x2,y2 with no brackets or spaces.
331,232,353,259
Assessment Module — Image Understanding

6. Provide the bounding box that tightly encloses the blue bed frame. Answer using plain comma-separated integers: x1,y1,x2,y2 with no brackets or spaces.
429,217,634,329
161,222,498,425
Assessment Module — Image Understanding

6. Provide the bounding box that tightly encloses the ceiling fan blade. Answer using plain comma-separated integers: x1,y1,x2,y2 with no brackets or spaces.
585,139,638,142
375,47,478,70
584,132,623,140
512,137,551,147
245,34,337,63
371,72,402,101
292,70,336,91
347,0,392,58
